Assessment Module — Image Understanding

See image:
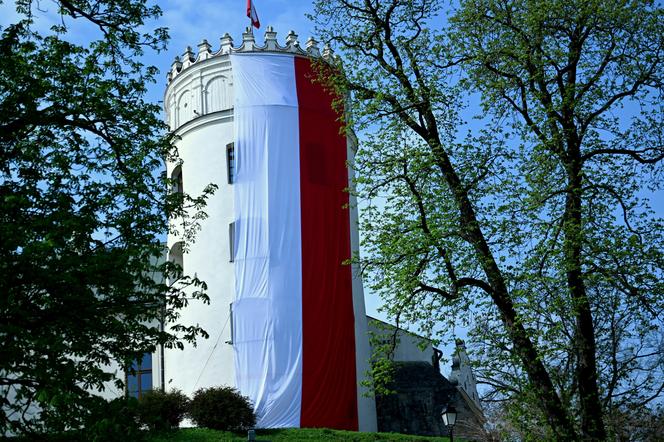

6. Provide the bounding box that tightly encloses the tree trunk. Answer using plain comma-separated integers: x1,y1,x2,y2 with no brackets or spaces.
564,157,607,440
429,141,579,440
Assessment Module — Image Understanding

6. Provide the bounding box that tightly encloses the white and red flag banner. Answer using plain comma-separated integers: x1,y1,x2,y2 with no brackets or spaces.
230,53,359,430
246,0,260,29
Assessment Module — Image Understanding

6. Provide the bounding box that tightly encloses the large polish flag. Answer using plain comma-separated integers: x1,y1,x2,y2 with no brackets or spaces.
230,53,359,430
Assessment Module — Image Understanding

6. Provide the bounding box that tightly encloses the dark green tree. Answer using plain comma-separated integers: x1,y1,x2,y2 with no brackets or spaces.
137,389,190,431
188,386,256,432
310,0,663,439
0,0,214,435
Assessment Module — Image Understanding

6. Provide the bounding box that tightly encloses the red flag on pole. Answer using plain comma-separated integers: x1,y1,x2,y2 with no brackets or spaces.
247,0,260,29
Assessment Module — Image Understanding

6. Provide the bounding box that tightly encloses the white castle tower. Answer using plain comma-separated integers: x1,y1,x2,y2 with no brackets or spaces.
161,28,377,431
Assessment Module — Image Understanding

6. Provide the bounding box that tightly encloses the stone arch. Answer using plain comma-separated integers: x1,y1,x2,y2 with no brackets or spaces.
176,89,194,126
204,75,230,114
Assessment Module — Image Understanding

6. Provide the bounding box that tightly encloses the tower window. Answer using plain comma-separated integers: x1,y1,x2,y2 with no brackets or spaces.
226,143,235,184
169,241,184,275
229,222,235,262
171,165,183,194
127,353,152,399
226,302,234,345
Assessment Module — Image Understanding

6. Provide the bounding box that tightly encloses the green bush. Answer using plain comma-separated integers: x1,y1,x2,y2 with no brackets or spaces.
138,389,189,431
188,386,256,431
83,396,144,442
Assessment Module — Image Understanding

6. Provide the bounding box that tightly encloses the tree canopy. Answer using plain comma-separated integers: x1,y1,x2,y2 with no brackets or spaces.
0,0,213,435
311,0,663,439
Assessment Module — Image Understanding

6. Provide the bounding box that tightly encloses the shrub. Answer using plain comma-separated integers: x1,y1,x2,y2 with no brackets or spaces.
188,386,256,431
137,389,189,431
82,396,144,442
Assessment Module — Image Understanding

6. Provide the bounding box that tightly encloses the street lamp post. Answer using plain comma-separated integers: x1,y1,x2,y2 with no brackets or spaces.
441,405,457,442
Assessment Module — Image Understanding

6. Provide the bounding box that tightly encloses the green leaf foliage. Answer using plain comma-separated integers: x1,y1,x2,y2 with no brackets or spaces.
81,396,144,442
138,389,190,432
310,0,663,439
0,0,214,435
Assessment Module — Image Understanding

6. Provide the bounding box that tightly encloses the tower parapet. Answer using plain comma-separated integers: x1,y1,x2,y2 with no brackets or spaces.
167,27,335,84
164,27,335,134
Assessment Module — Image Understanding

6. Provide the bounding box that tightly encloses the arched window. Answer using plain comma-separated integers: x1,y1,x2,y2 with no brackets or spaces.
171,166,183,194
177,89,194,125
169,241,184,273
229,222,235,262
205,75,230,113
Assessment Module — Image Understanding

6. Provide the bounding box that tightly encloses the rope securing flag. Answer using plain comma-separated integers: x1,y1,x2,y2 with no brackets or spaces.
246,0,260,29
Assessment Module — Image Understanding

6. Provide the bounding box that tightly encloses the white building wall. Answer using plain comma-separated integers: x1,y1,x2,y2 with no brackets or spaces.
348,136,378,432
367,317,436,365
164,54,236,397
163,30,377,430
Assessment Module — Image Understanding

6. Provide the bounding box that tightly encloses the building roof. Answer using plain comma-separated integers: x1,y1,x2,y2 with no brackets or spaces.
366,315,435,345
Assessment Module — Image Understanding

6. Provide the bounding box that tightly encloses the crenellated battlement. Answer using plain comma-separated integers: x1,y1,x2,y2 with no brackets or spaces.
167,26,335,83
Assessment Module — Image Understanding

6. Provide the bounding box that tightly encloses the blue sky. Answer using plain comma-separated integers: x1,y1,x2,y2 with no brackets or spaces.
159,0,317,52
153,0,318,100
0,0,320,102
0,0,389,320
3,0,659,365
